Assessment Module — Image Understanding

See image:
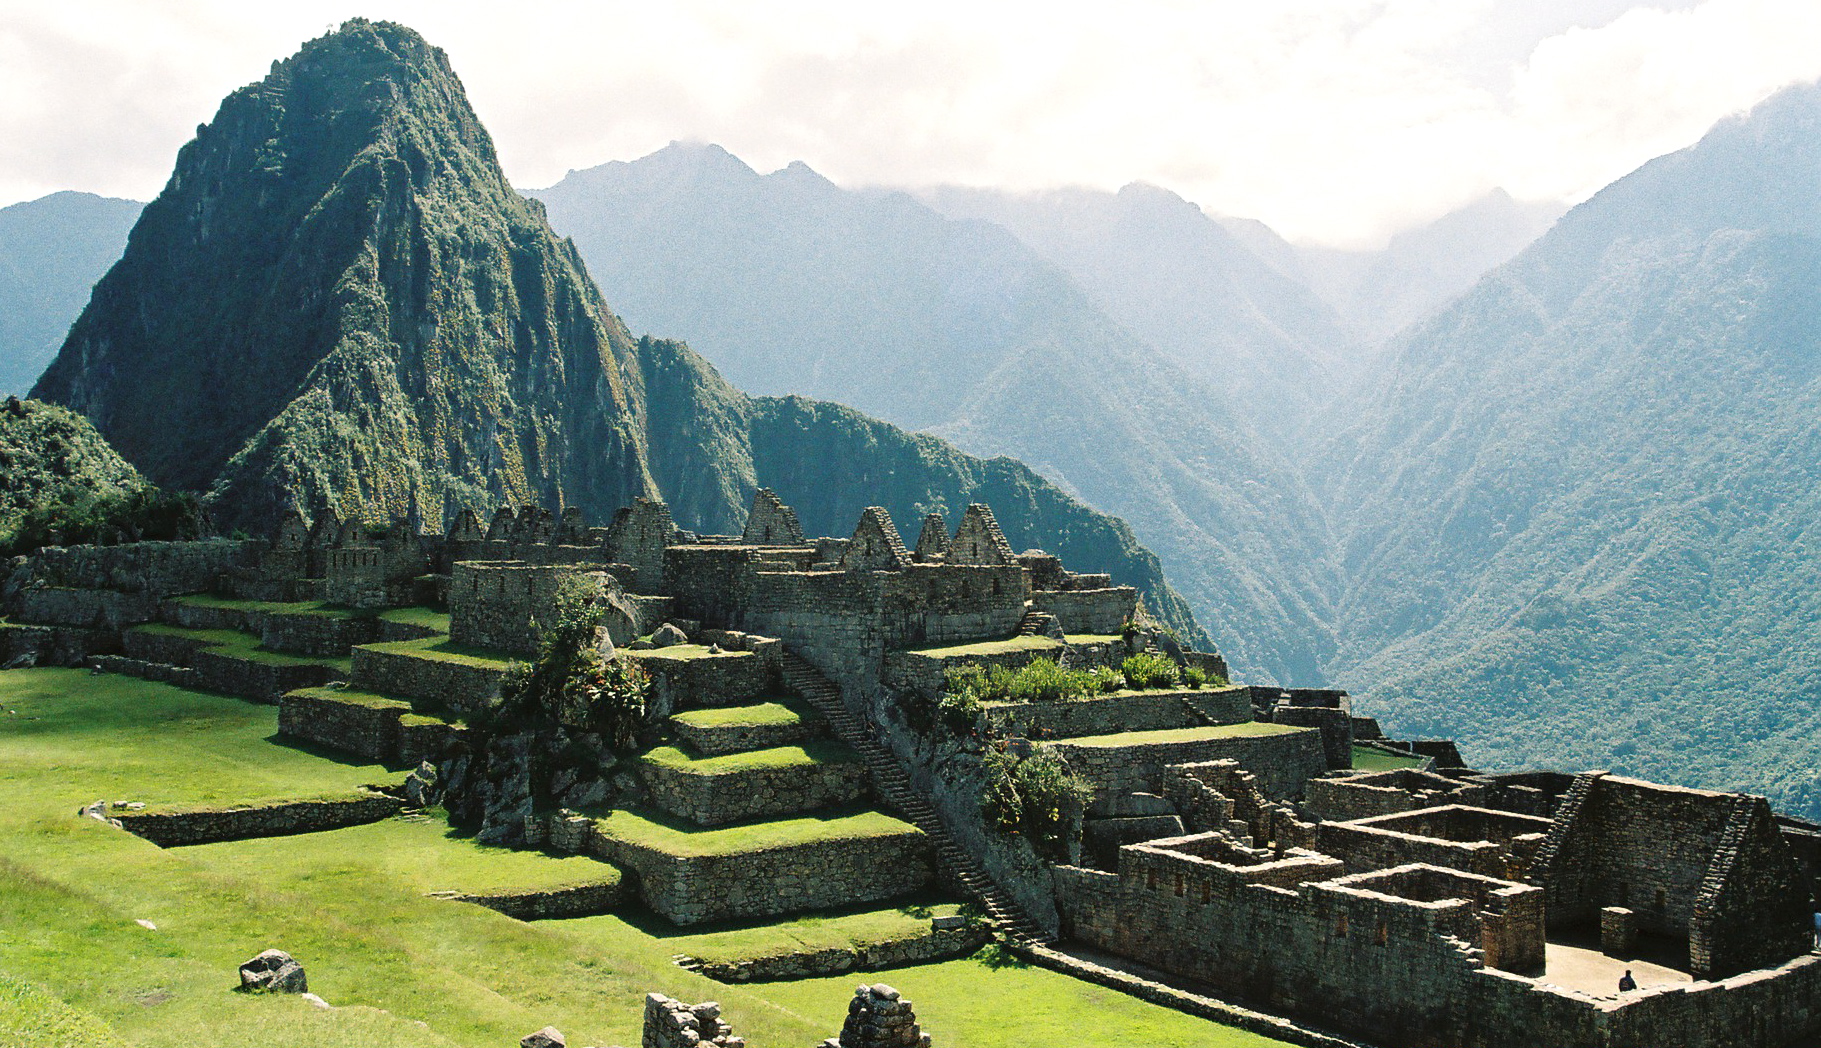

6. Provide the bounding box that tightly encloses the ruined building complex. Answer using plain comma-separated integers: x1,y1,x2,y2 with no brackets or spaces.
5,488,1821,1048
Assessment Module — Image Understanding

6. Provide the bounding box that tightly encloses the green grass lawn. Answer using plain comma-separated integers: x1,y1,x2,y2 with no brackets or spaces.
0,667,1297,1048
904,636,1062,658
594,807,918,858
1057,722,1308,747
640,740,858,776
1062,634,1124,645
356,637,516,668
669,701,807,730
166,594,335,616
130,623,353,673
377,606,453,633
1349,745,1426,772
566,897,968,966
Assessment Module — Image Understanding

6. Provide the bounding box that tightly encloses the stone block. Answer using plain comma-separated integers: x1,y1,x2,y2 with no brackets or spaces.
1602,906,1638,956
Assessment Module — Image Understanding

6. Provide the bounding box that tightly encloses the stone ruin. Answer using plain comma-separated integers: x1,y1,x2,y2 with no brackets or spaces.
822,984,930,1048
6,486,1821,1048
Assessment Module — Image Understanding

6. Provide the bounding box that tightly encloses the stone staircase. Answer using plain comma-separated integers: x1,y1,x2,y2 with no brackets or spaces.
779,653,1054,946
1014,610,1059,637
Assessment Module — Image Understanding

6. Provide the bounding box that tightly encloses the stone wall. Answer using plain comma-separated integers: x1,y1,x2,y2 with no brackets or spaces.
434,881,623,921
880,639,1065,702
1052,727,1327,808
670,714,816,757
115,793,402,847
12,586,157,629
1030,587,1138,636
1317,805,1552,880
642,993,742,1048
261,610,382,657
0,623,116,667
190,649,341,704
979,687,1251,740
349,643,504,715
1304,769,1496,824
631,648,774,712
448,560,632,655
589,822,932,925
639,753,870,826
13,539,259,597
279,689,413,762
685,921,987,983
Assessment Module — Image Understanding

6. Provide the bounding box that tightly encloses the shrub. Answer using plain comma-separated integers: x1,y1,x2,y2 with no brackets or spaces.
1090,665,1124,694
936,690,982,736
1121,652,1179,690
482,576,649,749
980,746,1093,860
1182,666,1207,690
991,658,1098,703
2,486,203,557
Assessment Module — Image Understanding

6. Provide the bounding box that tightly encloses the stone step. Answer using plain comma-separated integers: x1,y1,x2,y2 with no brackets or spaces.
348,637,513,716
279,687,466,766
667,699,825,756
637,741,871,826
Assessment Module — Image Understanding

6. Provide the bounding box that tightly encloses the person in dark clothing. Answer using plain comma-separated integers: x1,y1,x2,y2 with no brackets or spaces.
1618,970,1637,992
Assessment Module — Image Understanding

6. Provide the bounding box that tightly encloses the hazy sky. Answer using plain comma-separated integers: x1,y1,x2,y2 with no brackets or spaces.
3,1,1819,246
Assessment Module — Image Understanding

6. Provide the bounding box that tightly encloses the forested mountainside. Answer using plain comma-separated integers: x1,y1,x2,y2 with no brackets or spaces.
533,147,1334,680
0,192,140,397
1324,82,1821,816
0,398,141,542
27,19,1204,644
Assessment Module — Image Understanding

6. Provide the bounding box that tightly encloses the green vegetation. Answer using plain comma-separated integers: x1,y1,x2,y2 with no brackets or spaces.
669,701,805,730
946,658,1099,705
288,687,412,713
1121,652,1179,690
979,747,1093,859
377,606,452,633
485,578,648,748
129,624,352,673
1350,746,1425,773
662,900,969,968
0,661,1293,1047
593,807,919,858
641,741,858,776
359,637,514,669
1058,722,1303,747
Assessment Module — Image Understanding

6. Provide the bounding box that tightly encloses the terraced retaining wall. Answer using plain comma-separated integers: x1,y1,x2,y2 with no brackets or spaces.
350,643,504,714
0,622,117,666
639,755,871,826
686,921,988,982
670,714,816,756
590,826,933,925
982,688,1252,740
279,690,412,762
1053,727,1327,806
631,649,772,710
432,881,623,920
115,793,403,847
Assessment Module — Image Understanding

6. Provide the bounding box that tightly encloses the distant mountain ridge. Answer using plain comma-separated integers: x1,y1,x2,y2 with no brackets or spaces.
27,19,1205,645
1323,81,1821,816
532,145,1337,681
0,192,140,396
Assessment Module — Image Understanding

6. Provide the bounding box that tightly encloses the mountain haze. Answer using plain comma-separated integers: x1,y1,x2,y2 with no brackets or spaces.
28,20,1203,643
1326,82,1821,816
534,147,1338,680
0,193,141,396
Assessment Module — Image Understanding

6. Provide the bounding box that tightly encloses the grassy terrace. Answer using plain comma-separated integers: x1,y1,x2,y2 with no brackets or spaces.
357,636,516,668
377,606,453,633
630,644,752,663
288,686,413,713
594,807,917,858
905,636,1062,658
129,623,354,673
185,817,620,897
641,741,858,776
1063,633,1124,645
167,596,452,635
1058,722,1307,747
1350,745,1427,772
612,898,969,968
0,667,1297,1047
670,701,809,730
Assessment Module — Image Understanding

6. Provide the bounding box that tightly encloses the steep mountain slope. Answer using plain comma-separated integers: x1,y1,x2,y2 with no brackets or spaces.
28,19,1202,643
0,398,141,542
1218,190,1564,346
534,148,1336,680
0,193,141,396
1325,82,1821,815
919,182,1359,439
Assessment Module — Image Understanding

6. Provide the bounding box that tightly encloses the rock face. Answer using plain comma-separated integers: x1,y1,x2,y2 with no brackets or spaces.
237,949,307,994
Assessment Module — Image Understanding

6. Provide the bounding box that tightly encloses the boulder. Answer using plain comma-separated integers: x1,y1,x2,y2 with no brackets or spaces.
651,623,688,648
521,1026,566,1048
238,949,307,993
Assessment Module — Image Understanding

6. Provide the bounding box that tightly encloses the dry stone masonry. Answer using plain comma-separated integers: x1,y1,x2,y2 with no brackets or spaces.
10,486,1821,1048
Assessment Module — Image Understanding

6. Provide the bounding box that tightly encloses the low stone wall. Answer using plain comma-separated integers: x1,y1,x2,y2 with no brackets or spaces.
983,687,1251,740
158,600,256,632
631,648,773,711
19,539,259,596
279,689,412,762
115,793,403,847
14,586,157,629
122,628,216,665
89,655,203,690
192,649,340,704
670,715,817,756
880,639,1065,701
0,622,117,667
639,755,871,826
1031,587,1138,636
687,922,988,982
349,643,504,715
432,881,623,920
1053,727,1327,807
262,611,381,657
398,716,466,766
591,824,932,925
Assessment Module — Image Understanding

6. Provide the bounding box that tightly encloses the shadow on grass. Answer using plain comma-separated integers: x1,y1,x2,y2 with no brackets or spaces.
973,942,1032,970
262,732,413,774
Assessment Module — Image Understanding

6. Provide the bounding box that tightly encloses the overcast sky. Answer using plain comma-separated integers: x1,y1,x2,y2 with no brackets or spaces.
3,1,1819,246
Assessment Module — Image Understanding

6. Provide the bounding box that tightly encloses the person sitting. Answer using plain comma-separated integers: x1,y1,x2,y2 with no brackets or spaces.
1618,970,1637,992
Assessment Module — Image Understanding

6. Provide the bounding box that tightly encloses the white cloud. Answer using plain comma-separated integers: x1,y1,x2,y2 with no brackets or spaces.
0,0,1817,245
